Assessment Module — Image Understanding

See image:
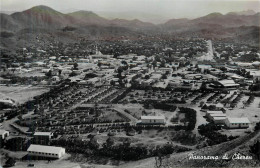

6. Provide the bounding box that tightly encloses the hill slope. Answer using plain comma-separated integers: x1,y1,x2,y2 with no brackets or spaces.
120,131,260,168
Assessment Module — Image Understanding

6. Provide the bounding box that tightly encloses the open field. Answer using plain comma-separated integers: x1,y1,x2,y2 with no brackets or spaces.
0,86,49,104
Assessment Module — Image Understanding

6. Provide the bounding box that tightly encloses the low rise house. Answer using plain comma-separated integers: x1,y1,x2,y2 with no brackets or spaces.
218,79,240,89
34,132,53,145
206,111,224,117
27,144,65,159
212,117,227,124
140,116,166,125
208,113,226,121
225,117,250,129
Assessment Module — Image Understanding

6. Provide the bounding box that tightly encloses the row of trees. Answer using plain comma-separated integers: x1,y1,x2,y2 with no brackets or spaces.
178,107,197,131
51,136,185,161
143,100,177,111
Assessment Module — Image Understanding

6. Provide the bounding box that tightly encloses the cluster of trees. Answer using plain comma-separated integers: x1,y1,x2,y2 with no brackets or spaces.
238,53,260,62
5,137,31,151
250,140,260,160
52,136,180,161
254,122,260,131
143,100,177,112
0,31,14,38
112,88,131,103
62,26,76,32
178,107,196,131
244,95,255,106
198,123,237,146
100,138,148,160
236,68,252,78
249,83,260,92
170,130,198,145
1,74,46,85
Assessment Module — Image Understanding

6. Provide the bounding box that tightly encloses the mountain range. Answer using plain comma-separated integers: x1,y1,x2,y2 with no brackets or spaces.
0,5,259,49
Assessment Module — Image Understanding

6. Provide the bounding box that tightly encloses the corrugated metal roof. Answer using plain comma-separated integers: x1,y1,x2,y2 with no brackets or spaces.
27,144,65,154
213,117,227,120
141,116,165,120
226,117,250,124
210,114,226,117
207,111,223,114
34,132,52,136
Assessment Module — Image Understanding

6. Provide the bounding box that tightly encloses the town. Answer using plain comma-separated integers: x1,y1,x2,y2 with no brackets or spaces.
1,35,260,167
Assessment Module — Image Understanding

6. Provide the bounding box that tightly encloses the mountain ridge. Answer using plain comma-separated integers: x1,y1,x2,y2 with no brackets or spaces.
0,5,259,26
0,5,259,49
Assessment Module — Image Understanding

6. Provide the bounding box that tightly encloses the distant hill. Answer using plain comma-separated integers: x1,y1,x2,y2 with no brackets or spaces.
10,5,69,29
0,5,259,49
190,12,259,27
227,9,256,16
0,5,155,32
67,10,109,25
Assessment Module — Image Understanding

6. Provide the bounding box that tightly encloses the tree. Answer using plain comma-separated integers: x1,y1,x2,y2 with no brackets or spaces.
97,62,102,68
250,140,260,160
145,75,150,79
162,74,167,79
160,60,166,67
69,71,77,77
73,63,78,70
121,60,128,65
58,69,62,76
152,60,157,69
110,80,115,86
89,137,99,150
133,56,138,61
105,137,114,148
5,158,16,167
45,70,52,78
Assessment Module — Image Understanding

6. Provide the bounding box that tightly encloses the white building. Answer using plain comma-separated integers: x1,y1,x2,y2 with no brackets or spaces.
225,117,250,129
206,111,224,118
140,116,166,125
0,129,9,140
205,110,226,124
208,113,226,120
218,79,239,89
213,117,227,124
27,144,66,159
34,132,53,139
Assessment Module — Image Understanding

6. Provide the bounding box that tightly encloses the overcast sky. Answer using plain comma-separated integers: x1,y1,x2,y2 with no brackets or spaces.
1,0,259,21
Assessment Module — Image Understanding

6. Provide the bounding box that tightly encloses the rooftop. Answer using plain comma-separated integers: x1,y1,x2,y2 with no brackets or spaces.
34,132,52,136
207,111,224,114
226,117,250,124
27,144,65,154
141,116,165,120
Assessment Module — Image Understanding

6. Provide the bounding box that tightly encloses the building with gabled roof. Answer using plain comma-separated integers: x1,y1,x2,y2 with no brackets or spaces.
27,144,65,159
218,79,239,89
140,116,165,125
33,132,53,145
225,117,250,128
